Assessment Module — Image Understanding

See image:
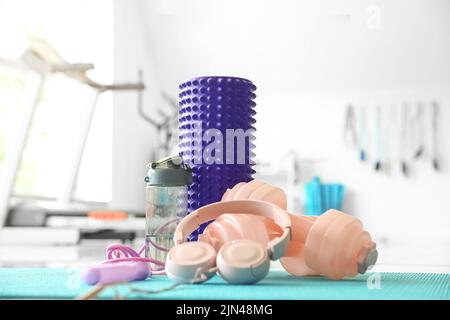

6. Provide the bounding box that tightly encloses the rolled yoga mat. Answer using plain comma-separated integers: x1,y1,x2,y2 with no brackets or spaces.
178,76,257,239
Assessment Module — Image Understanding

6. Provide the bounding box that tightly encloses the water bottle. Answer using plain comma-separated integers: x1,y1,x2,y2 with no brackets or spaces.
144,156,192,265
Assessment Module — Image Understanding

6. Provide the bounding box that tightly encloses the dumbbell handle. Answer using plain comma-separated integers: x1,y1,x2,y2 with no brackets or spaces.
288,214,316,242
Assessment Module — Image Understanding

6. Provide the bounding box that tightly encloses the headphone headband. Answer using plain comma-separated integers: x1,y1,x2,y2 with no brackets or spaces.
174,200,292,260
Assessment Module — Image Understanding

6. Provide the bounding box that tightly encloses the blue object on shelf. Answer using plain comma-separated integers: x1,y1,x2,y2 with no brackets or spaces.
304,176,345,215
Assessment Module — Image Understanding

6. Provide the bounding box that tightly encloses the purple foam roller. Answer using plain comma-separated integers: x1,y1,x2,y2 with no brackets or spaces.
178,76,257,239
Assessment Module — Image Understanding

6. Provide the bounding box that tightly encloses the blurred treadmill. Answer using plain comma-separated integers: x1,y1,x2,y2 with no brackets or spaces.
0,37,145,245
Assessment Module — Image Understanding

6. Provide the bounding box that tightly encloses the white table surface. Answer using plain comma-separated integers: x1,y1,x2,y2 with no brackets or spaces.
1,239,449,273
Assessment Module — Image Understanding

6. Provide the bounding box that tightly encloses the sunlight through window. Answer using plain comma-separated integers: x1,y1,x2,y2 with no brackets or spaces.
0,0,113,203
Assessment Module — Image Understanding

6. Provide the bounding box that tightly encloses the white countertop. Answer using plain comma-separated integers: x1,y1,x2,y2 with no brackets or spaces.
1,239,449,273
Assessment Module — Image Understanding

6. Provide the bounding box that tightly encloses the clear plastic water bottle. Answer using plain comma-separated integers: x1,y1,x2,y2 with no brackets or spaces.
144,156,192,265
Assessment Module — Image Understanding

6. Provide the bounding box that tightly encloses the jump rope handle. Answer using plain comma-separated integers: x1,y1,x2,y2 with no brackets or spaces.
81,218,180,286
81,261,150,285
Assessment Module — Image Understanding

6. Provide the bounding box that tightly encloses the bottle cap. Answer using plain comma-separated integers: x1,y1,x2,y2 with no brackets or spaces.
145,155,192,187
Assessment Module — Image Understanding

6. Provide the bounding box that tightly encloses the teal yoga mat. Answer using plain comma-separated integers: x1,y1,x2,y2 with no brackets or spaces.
0,268,448,300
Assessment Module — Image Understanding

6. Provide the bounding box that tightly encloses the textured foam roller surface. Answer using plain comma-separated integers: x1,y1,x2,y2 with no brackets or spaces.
178,76,257,239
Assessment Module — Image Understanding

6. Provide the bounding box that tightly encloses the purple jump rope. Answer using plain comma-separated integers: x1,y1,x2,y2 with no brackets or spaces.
178,76,257,240
81,218,180,285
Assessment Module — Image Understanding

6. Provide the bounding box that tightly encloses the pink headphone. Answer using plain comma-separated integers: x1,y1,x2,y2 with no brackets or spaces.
167,179,377,284
165,200,292,284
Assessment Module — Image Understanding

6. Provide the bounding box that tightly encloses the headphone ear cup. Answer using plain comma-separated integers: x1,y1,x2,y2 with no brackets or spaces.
216,239,270,284
165,242,217,284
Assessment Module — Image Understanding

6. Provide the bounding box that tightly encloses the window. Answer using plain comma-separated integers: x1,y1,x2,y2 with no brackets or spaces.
0,0,113,203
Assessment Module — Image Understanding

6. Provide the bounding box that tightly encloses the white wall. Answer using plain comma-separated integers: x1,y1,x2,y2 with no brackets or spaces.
256,91,450,247
137,0,450,92
111,0,165,211
114,0,450,246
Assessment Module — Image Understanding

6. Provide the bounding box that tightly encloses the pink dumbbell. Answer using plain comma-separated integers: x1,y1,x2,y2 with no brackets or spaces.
212,180,378,280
